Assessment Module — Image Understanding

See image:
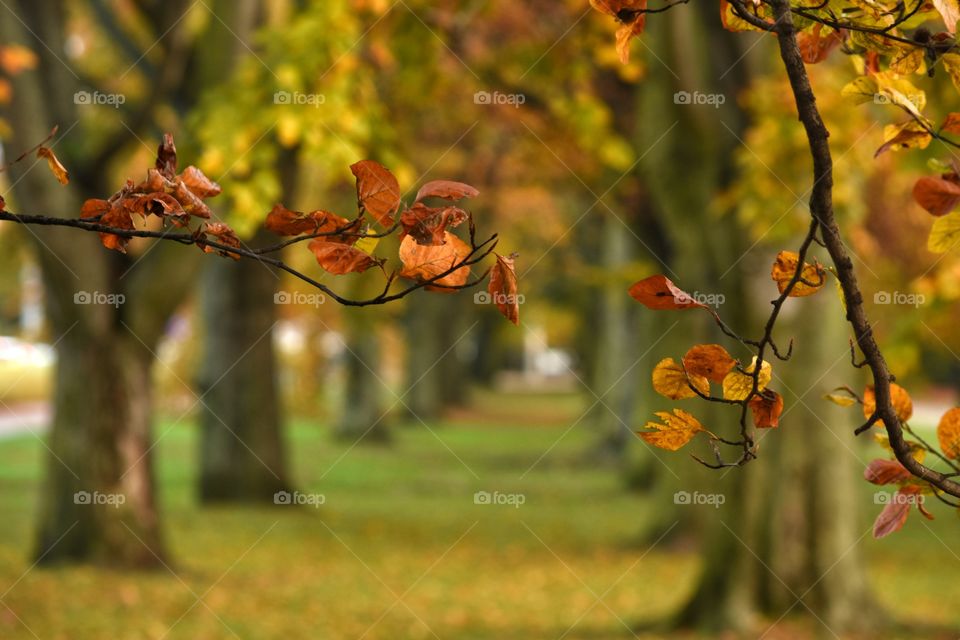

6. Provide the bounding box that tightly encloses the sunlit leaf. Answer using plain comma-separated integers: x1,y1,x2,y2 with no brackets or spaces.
628,275,706,310
722,357,772,401
937,407,960,459
638,408,704,451
398,231,471,291
682,344,736,383
749,389,783,428
862,383,913,423
351,160,400,227
652,357,710,400
771,250,826,297
37,147,68,185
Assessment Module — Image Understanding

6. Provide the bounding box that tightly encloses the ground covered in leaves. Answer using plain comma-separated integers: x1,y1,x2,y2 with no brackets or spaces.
0,391,957,639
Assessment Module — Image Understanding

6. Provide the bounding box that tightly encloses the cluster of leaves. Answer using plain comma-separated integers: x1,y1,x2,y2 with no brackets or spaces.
630,252,821,464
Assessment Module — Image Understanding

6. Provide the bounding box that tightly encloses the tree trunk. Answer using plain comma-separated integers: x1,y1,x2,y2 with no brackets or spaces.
335,305,390,442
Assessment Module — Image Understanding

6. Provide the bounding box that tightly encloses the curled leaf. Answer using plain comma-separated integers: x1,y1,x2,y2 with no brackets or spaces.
414,180,479,203
37,147,68,185
771,250,826,296
399,203,468,246
308,240,382,275
195,222,241,260
398,232,471,291
488,253,520,326
266,204,354,239
873,485,922,539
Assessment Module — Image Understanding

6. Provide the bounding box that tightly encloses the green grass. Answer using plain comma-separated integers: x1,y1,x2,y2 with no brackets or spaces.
0,393,958,639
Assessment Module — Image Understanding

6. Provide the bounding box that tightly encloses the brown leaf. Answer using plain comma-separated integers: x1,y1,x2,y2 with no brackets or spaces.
180,166,222,198
864,459,912,485
652,357,710,400
80,199,111,220
638,408,704,452
862,383,913,423
797,24,842,64
399,203,468,246
615,17,645,64
770,250,826,297
350,160,400,227
873,485,922,539
488,253,520,325
265,204,354,239
0,194,5,212
913,175,960,216
156,133,177,179
937,407,960,459
124,193,187,223
308,240,382,275
100,205,135,253
196,222,241,260
37,147,69,185
942,112,960,135
749,390,783,429
628,275,706,310
682,344,736,383
414,180,479,203
398,232,471,291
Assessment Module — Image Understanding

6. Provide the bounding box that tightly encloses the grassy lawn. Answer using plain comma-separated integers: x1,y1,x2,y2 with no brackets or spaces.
0,390,957,639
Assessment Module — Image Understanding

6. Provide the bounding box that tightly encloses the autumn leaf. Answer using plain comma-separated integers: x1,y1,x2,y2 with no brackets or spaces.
398,232,472,291
682,344,736,383
862,383,913,423
308,240,382,275
937,407,960,459
770,250,826,296
265,204,355,239
864,459,912,485
399,203,468,246
351,160,400,227
722,357,772,401
615,17,645,64
652,357,709,400
941,112,960,135
928,211,960,252
414,180,479,203
824,390,858,407
195,222,242,260
934,0,960,34
628,275,706,310
155,133,177,179
749,390,783,429
797,24,842,64
638,408,704,452
913,175,960,216
873,485,923,539
180,166,222,198
589,0,647,64
37,147,68,185
874,122,931,158
0,44,37,75
488,253,520,326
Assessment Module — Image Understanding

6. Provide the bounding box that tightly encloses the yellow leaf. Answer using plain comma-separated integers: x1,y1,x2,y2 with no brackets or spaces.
638,408,704,451
652,357,709,400
722,357,772,401
937,407,960,459
353,230,380,255
824,393,857,407
771,250,826,297
36,146,68,185
928,212,960,253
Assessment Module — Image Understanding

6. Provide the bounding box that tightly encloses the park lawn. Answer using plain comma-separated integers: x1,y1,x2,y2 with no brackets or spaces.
0,391,956,639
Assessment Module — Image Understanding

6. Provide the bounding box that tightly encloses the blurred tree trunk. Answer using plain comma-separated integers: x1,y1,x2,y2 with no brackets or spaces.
637,8,877,634
2,0,255,566
335,305,389,442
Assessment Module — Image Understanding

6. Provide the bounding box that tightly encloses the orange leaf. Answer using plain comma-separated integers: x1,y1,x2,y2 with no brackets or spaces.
862,383,913,423
638,408,704,451
770,250,826,296
748,390,783,429
196,222,242,260
266,204,354,239
180,166,222,198
797,24,842,64
308,240,382,275
942,112,960,135
615,16,645,64
488,253,520,326
350,160,400,227
628,275,706,310
37,147,69,185
399,203,468,246
936,407,960,459
398,232,472,291
682,344,736,383
864,459,912,485
414,180,479,203
913,175,960,216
